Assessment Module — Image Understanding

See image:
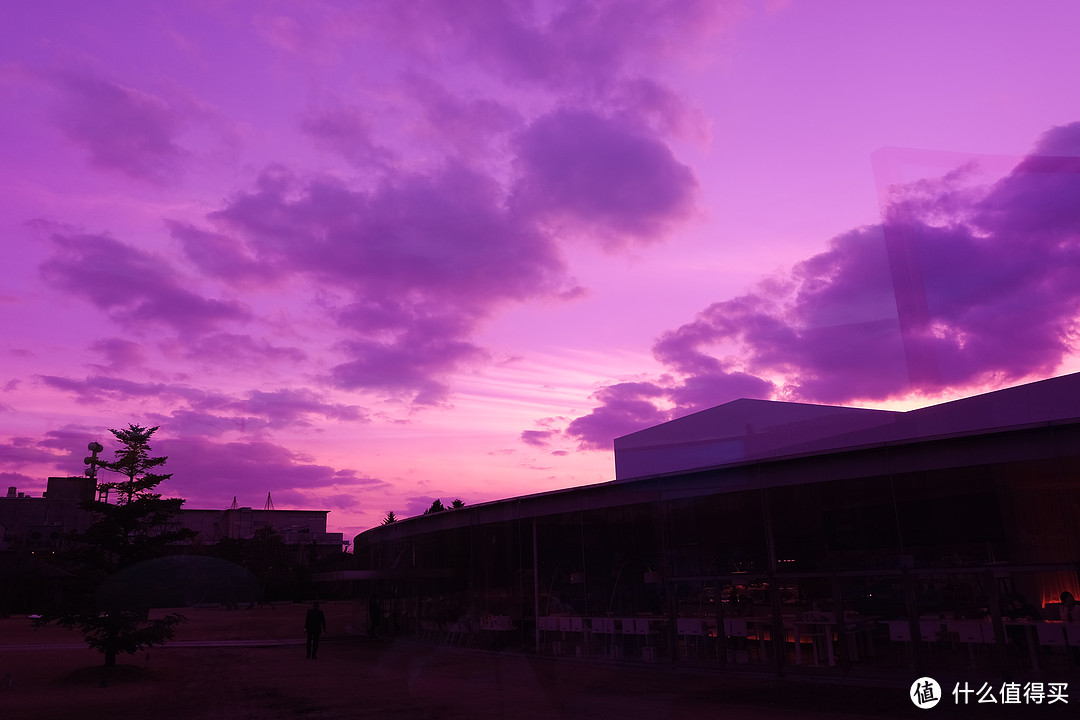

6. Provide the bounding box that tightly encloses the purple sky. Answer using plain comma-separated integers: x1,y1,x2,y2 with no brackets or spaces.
3,1,1080,538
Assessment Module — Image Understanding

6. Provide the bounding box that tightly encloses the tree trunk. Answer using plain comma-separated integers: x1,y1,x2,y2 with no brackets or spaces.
104,625,118,666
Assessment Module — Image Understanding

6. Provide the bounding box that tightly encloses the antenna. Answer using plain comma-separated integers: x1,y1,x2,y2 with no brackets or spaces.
85,441,106,502
264,492,274,512
229,496,238,510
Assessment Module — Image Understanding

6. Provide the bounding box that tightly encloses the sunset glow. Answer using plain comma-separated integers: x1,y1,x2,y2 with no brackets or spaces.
4,1,1080,539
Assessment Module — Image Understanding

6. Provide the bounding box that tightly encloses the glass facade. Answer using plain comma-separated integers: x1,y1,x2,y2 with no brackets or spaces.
350,421,1080,680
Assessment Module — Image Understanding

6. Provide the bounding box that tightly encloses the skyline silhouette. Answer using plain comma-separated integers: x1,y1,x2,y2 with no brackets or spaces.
3,2,1080,537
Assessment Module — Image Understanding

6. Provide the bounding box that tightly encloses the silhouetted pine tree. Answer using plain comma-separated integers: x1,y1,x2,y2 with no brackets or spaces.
35,424,193,666
77,425,195,569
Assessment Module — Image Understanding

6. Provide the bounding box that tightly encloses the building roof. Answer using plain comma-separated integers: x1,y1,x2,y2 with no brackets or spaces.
614,372,1080,481
355,372,1080,545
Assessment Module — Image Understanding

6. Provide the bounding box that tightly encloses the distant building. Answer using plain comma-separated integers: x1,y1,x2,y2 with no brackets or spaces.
182,502,345,559
0,477,96,552
0,477,344,557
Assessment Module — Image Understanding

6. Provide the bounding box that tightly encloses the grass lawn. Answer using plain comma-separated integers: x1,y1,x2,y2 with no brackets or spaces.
0,602,1039,719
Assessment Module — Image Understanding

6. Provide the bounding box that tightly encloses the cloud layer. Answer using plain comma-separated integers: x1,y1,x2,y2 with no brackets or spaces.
562,122,1080,449
4,0,718,528
8,1,1079,536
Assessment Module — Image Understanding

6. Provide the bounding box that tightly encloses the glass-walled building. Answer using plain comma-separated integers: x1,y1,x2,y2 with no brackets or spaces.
349,374,1080,679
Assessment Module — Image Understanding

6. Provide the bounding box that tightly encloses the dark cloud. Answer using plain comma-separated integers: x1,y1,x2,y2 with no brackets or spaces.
28,2,709,412
666,372,776,414
159,437,381,507
208,162,568,402
520,429,554,447
562,370,773,451
179,333,308,368
39,375,366,431
332,331,488,405
300,105,395,169
0,471,36,488
369,0,729,92
36,428,104,471
144,409,268,437
511,109,697,246
0,436,66,469
972,122,1080,242
560,121,1080,449
402,74,522,156
170,109,695,406
564,381,670,450
39,230,250,335
89,338,147,373
213,164,565,304
40,375,197,405
37,2,709,410
608,77,704,140
167,221,279,287
52,72,187,184
242,388,367,426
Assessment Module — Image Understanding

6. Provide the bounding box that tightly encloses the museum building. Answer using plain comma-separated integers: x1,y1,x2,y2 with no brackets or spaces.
349,373,1080,679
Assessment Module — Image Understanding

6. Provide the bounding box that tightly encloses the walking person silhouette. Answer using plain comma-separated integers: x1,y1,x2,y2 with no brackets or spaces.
305,601,327,659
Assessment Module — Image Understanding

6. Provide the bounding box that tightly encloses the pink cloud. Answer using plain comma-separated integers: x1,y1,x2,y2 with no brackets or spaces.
253,14,309,55
39,374,366,432
609,77,705,141
0,436,65,469
51,72,188,184
25,2,710,415
559,121,1080,449
300,105,395,169
273,488,381,513
39,230,250,335
190,107,697,405
367,0,731,91
2,427,381,512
